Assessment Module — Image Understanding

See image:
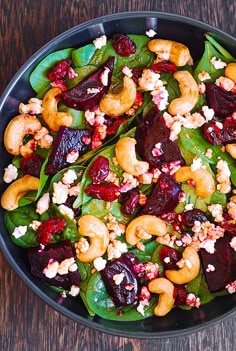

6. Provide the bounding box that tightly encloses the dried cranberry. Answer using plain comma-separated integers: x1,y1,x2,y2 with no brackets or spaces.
45,127,91,175
142,173,182,216
151,61,177,73
200,235,235,292
28,240,81,289
60,56,115,111
135,108,185,168
37,217,67,245
105,115,129,135
174,285,188,305
120,188,140,215
205,82,236,117
112,34,136,56
159,246,181,270
88,156,109,183
85,183,120,201
101,253,140,307
181,209,209,228
47,59,72,81
20,153,44,178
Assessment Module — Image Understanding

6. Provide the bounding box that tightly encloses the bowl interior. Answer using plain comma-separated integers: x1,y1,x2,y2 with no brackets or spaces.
0,12,236,338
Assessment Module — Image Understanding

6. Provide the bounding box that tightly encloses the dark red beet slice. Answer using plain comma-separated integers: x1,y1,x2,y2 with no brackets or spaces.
60,56,115,111
20,153,45,178
173,285,188,305
159,246,181,270
105,115,129,135
28,240,81,289
141,173,182,216
205,82,236,117
45,126,91,175
120,188,140,215
181,209,209,228
101,253,140,307
200,235,235,292
204,116,236,145
135,108,185,168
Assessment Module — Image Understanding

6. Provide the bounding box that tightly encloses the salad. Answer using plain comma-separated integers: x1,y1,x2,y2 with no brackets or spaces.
1,30,236,321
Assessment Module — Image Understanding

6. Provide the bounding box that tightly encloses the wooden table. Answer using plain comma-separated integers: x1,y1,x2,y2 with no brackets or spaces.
0,0,235,350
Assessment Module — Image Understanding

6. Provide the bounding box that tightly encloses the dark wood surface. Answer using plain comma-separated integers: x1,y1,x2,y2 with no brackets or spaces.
0,0,236,350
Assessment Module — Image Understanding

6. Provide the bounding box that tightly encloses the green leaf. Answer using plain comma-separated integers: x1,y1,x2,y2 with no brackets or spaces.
72,44,97,67
131,240,159,262
205,33,235,61
30,48,73,93
58,103,86,128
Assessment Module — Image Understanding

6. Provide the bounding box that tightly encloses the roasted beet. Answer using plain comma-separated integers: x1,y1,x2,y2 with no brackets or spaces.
181,209,209,228
204,116,236,145
105,115,129,135
60,56,115,111
200,235,235,292
120,188,140,215
28,240,81,289
151,61,177,73
101,253,140,307
20,153,44,178
135,108,185,168
159,246,181,270
88,156,109,183
45,126,91,175
131,68,144,85
85,183,120,201
37,217,67,245
112,34,136,56
142,173,182,216
205,82,236,117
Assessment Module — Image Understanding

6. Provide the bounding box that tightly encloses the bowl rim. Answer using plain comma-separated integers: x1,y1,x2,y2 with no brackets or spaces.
0,10,235,339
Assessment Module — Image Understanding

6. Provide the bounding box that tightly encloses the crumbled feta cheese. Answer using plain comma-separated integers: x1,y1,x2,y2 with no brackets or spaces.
66,149,79,163
75,237,90,254
62,169,77,185
184,203,194,211
226,280,236,294
210,56,227,69
3,164,18,183
145,29,157,37
206,264,215,272
200,239,216,254
186,293,201,308
208,204,224,222
190,157,204,172
58,204,75,220
151,86,169,111
137,301,145,316
107,240,128,260
138,69,162,91
29,220,42,231
52,182,69,204
43,259,59,279
69,285,80,297
122,65,133,77
204,148,213,159
19,98,43,115
216,159,231,194
164,256,171,263
93,35,107,49
113,272,125,285
12,225,27,239
36,192,50,215
202,105,214,121
58,257,76,275
198,82,206,94
198,71,211,82
67,67,78,79
216,76,235,91
93,257,107,271
100,67,110,86
230,237,236,251
68,183,81,197
87,87,101,94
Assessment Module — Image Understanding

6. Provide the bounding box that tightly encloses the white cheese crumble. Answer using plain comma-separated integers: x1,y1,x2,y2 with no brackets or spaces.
52,182,69,204
100,67,110,86
66,150,79,163
200,239,216,254
87,87,101,94
230,237,236,251
58,257,76,275
190,157,204,172
210,56,227,69
216,159,231,194
93,35,107,49
12,225,27,239
43,260,59,279
206,264,215,272
107,240,128,260
145,29,157,37
216,76,235,91
36,192,50,215
150,86,169,111
184,203,194,211
29,220,42,231
69,285,80,297
138,69,162,91
122,65,133,77
113,272,125,285
3,164,18,183
226,281,236,294
93,257,107,271
62,169,77,185
198,71,211,82
207,204,224,222
58,204,75,220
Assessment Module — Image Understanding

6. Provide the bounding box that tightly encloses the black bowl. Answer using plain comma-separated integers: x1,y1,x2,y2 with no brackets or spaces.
0,11,236,338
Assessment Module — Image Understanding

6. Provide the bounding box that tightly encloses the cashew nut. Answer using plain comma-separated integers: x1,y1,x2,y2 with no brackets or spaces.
99,76,136,117
125,215,167,245
76,215,109,262
1,175,40,211
226,143,236,159
42,87,73,131
175,166,215,198
115,137,149,176
4,114,42,156
225,62,236,82
168,71,199,115
165,246,200,284
148,39,192,66
148,277,175,316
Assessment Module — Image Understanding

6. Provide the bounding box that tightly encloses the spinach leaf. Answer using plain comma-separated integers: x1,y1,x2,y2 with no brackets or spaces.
4,205,39,247
72,44,97,67
86,271,156,321
131,240,159,263
30,48,73,93
82,199,129,223
76,261,95,316
58,103,86,128
205,33,235,61
186,270,216,305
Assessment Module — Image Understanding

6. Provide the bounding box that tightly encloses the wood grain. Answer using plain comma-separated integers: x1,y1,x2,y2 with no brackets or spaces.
0,0,236,350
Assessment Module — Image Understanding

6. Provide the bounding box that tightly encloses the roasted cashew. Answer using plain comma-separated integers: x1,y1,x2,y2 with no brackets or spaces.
165,246,200,284
1,175,40,211
225,62,236,82
99,76,137,117
148,277,175,316
115,137,149,176
175,166,215,198
226,144,236,159
148,39,192,66
42,88,73,131
125,215,167,245
76,215,109,262
4,114,42,156
168,71,199,115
